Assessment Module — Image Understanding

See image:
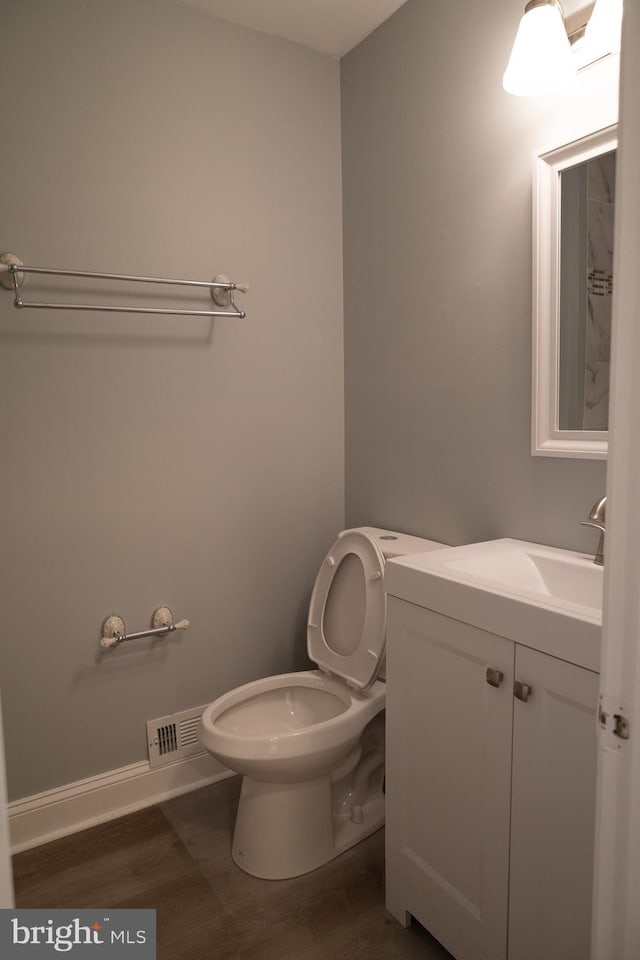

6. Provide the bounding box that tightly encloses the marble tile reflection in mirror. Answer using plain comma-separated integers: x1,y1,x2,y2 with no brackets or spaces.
559,150,615,431
532,125,617,460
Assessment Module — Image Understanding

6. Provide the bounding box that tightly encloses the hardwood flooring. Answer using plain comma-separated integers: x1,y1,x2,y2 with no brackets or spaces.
12,777,453,959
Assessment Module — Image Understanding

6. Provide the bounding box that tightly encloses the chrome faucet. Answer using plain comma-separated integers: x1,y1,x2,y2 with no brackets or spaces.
580,496,606,566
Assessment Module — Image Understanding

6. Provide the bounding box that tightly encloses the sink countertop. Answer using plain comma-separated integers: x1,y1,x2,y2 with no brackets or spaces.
385,539,602,672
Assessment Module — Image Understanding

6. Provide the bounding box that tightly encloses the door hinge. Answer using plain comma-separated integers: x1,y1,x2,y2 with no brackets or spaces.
613,714,631,740
599,693,630,750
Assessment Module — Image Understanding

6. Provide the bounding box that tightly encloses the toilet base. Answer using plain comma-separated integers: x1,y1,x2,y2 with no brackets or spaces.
231,752,385,880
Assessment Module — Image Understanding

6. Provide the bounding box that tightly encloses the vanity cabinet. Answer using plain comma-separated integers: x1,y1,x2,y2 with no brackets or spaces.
385,597,599,960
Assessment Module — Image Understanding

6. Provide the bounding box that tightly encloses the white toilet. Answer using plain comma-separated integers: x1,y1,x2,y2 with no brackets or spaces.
198,526,446,879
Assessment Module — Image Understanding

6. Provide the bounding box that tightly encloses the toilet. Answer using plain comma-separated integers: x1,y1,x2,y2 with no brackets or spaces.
198,526,446,879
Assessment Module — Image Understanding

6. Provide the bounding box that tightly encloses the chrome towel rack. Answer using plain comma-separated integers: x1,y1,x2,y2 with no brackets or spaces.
101,607,190,649
0,252,249,318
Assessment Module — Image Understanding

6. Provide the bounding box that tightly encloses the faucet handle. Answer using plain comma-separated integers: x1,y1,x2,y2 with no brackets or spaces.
586,496,607,524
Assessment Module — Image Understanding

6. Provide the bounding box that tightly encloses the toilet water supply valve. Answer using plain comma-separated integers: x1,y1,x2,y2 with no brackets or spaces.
100,607,190,649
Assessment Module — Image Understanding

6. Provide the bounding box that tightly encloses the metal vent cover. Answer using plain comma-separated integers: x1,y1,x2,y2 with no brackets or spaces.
147,704,208,768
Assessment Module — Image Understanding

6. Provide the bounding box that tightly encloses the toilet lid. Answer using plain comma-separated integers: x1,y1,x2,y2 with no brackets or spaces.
307,529,387,690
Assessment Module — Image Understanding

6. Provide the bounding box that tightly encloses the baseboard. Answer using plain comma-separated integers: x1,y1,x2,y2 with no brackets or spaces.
9,752,232,854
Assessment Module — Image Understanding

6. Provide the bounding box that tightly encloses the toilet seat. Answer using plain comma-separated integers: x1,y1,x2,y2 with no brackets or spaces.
307,529,386,691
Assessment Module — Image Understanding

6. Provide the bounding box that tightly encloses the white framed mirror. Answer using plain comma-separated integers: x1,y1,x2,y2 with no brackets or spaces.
532,123,617,459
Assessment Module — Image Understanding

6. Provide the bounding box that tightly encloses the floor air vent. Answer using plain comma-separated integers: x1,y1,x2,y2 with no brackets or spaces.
147,705,208,768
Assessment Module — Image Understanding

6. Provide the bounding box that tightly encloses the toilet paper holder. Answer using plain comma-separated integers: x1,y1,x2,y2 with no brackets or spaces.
100,606,190,649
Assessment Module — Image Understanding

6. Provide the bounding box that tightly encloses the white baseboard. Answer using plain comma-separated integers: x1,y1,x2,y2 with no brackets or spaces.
9,752,232,854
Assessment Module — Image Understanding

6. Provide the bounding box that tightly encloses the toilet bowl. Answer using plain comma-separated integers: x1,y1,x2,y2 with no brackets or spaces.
198,526,446,879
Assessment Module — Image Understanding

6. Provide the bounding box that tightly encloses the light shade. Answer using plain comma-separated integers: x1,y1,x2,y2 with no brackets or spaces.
503,0,576,96
584,0,623,57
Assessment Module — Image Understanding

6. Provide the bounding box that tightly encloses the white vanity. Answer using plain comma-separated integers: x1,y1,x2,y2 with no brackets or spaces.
384,539,603,960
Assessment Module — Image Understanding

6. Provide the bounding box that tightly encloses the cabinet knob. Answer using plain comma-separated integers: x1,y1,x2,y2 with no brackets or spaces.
485,667,504,688
514,680,533,703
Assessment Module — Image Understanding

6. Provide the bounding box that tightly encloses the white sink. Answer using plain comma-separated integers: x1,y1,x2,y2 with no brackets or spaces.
438,541,602,614
385,539,602,671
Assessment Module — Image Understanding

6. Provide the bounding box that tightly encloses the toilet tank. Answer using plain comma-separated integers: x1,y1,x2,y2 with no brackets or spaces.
348,526,448,560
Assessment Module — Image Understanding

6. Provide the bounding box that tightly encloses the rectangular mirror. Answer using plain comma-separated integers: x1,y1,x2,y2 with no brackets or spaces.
532,124,617,459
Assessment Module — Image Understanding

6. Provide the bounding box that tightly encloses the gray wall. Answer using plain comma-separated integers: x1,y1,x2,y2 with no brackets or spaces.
0,0,621,804
342,0,617,550
0,0,344,800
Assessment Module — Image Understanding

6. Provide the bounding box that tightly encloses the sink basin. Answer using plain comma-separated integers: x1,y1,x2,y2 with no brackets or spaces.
439,541,602,614
384,539,602,671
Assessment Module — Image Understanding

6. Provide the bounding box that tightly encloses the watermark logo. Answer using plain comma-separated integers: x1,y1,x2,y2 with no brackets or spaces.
0,910,155,957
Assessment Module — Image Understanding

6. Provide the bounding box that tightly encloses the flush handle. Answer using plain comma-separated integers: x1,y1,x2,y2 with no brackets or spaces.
485,667,504,689
514,680,533,703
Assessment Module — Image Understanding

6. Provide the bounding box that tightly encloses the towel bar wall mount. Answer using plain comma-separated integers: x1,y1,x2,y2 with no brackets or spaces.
101,606,191,649
0,253,249,318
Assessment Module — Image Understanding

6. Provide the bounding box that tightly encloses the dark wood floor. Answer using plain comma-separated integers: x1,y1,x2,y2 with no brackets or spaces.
13,777,453,959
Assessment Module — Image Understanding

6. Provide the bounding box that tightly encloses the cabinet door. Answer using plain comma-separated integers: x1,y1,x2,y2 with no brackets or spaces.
385,599,514,960
509,646,599,960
